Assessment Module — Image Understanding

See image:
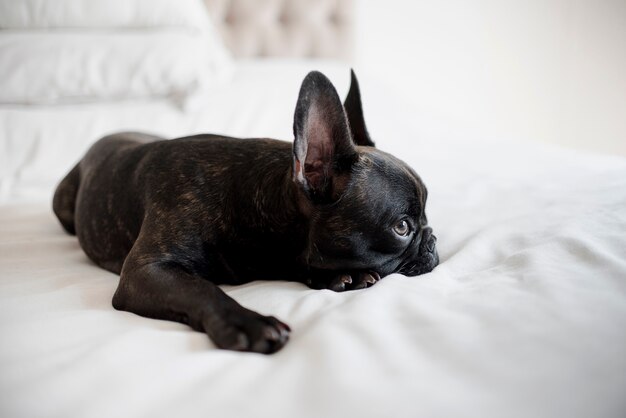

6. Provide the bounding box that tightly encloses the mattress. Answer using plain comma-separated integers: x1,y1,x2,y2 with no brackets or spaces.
1,60,626,418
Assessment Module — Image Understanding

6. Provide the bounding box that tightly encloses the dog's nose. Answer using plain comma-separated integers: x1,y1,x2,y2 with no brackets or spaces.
421,227,436,253
426,234,436,253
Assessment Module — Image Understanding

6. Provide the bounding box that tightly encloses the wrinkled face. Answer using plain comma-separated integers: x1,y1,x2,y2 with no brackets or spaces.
303,149,439,277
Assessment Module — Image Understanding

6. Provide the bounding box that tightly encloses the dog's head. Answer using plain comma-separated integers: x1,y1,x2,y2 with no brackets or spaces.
293,70,438,277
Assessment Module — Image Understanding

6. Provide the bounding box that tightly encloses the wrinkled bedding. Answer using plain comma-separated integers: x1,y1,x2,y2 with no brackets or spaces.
1,61,625,418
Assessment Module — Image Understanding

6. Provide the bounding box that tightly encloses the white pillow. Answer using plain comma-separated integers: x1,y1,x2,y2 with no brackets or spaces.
0,0,209,29
0,0,232,104
0,31,230,104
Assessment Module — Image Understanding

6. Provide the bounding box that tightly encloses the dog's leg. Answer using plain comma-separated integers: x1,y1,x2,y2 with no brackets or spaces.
112,247,290,354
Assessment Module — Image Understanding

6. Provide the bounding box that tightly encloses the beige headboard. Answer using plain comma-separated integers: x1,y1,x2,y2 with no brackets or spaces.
203,0,353,61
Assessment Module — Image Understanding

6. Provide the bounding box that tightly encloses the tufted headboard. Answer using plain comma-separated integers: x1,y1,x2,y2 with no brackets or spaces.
203,0,353,61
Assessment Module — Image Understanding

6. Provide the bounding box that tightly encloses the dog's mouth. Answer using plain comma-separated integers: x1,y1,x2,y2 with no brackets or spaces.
303,229,439,277
398,250,439,276
397,230,439,276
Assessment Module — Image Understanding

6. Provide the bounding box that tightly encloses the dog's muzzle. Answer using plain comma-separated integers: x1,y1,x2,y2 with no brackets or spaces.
399,227,439,276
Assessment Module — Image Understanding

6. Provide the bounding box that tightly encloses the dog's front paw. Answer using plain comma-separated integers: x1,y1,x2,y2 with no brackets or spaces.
328,271,381,292
205,310,290,354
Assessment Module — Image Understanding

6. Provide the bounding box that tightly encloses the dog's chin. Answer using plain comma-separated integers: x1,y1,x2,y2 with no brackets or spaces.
398,249,439,277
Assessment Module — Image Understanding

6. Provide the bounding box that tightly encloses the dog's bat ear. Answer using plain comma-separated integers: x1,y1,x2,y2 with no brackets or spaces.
344,69,375,147
293,71,357,202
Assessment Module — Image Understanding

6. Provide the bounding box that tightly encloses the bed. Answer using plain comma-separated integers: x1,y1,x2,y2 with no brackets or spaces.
1,1,625,418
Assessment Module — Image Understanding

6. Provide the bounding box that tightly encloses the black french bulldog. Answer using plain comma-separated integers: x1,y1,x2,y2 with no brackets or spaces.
53,70,438,354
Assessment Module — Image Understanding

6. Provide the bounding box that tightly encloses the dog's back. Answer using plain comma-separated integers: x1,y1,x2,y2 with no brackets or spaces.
53,132,296,275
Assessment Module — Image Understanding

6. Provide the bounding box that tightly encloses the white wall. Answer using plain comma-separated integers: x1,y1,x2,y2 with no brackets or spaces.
354,0,626,156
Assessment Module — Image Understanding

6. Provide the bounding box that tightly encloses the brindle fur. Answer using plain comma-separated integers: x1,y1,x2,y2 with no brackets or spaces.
53,71,438,353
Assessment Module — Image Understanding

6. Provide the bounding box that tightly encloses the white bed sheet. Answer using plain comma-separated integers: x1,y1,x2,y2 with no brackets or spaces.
1,60,626,418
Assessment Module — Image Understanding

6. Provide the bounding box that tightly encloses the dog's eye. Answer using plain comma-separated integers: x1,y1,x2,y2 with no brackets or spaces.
393,220,410,237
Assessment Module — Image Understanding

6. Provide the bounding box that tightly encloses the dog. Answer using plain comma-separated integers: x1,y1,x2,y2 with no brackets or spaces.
53,70,438,354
